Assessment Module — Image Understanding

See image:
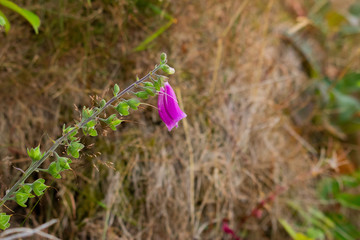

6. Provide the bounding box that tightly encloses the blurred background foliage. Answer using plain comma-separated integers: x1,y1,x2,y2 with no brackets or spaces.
0,0,360,239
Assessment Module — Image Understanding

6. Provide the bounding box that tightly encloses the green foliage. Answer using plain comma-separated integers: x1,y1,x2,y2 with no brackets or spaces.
282,172,360,240
133,4,175,51
63,126,78,142
318,73,360,135
115,101,130,116
335,193,360,210
83,119,98,137
135,91,149,99
160,52,167,64
144,86,156,96
15,185,34,207
113,84,120,96
27,145,45,161
279,219,313,240
32,178,48,196
100,114,123,131
126,98,141,110
47,155,72,179
0,213,10,230
0,10,9,32
67,141,84,158
99,99,106,108
0,0,40,34
82,107,94,120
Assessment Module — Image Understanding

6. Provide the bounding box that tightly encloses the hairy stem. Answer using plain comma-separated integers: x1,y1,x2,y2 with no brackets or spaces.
0,65,162,208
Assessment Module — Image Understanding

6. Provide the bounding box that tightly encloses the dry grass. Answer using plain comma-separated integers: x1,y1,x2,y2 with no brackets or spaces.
0,0,345,239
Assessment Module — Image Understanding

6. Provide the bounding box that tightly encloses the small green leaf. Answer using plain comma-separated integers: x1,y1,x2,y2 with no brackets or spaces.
113,84,120,96
111,119,122,129
0,0,40,34
86,120,96,128
48,162,61,179
0,15,5,26
127,98,141,110
88,128,98,136
0,10,10,33
27,145,44,161
115,101,130,116
160,52,167,64
0,213,11,230
144,87,155,96
154,80,161,91
82,107,94,120
15,186,34,207
144,82,154,87
99,99,106,108
135,91,149,99
67,141,84,158
32,178,48,196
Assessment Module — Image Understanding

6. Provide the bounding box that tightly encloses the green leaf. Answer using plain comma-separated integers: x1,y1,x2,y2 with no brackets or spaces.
86,120,96,128
0,15,5,26
279,219,313,240
144,82,154,87
0,10,10,33
67,141,84,158
332,90,360,122
88,128,98,136
109,119,122,131
135,91,149,99
327,212,360,240
144,87,156,96
336,72,360,94
133,20,174,52
32,178,48,196
100,114,123,130
153,80,161,91
27,145,44,161
0,0,40,34
57,155,72,170
127,98,141,110
160,52,167,64
113,84,120,96
99,99,106,108
82,107,94,120
335,193,360,210
63,126,78,141
349,2,360,17
0,213,10,230
48,162,61,179
15,186,34,207
115,101,130,116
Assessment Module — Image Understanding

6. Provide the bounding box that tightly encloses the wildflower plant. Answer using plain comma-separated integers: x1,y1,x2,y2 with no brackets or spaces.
0,53,185,230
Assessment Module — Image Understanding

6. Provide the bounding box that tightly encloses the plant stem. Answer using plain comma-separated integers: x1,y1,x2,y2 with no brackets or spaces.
0,65,162,208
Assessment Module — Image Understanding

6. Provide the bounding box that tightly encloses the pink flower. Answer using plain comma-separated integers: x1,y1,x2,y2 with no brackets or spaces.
158,82,187,131
222,219,241,240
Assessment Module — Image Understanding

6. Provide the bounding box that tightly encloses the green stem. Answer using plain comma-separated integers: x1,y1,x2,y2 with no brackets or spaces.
0,64,162,209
